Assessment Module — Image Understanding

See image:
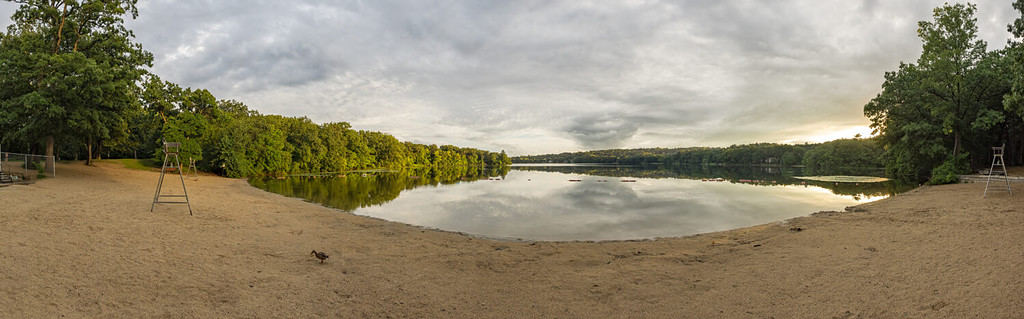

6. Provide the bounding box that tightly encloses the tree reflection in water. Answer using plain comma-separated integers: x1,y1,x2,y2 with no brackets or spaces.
249,166,510,212
250,164,911,214
512,165,914,199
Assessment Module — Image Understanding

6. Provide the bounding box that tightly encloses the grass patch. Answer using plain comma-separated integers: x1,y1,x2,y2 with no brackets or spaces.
794,175,890,183
105,158,160,171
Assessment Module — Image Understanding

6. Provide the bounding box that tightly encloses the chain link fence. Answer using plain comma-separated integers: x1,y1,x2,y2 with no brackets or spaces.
0,152,56,184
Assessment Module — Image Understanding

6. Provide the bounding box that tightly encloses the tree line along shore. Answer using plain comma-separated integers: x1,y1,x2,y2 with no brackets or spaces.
0,1,509,179
512,138,885,176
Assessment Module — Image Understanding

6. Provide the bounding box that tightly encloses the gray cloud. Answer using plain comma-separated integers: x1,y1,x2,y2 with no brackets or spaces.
0,0,1018,155
565,113,641,149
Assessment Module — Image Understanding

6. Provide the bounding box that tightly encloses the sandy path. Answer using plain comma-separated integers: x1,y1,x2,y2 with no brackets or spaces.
0,162,1022,318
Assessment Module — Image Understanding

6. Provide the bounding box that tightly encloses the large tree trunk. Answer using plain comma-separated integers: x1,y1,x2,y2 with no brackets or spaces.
45,135,55,174
86,137,93,166
1017,136,1023,166
952,132,961,158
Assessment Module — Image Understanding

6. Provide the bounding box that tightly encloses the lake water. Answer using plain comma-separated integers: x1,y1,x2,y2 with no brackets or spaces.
249,165,910,241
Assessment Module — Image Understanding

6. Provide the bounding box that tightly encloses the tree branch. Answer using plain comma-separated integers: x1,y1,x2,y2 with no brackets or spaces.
53,1,67,54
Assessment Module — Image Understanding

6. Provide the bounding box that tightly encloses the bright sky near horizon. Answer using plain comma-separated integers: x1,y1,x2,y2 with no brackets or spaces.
0,1,1017,155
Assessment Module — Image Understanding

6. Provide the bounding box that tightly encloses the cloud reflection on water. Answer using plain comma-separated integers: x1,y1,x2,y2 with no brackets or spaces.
354,170,876,241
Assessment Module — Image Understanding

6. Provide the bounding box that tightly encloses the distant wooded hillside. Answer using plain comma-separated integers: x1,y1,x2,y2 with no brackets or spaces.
513,138,884,176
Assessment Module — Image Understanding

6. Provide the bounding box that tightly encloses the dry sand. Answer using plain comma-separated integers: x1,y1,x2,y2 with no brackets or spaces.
1,162,1022,318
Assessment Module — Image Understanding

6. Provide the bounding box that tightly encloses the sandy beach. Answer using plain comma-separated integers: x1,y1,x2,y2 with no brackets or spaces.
1,162,1022,318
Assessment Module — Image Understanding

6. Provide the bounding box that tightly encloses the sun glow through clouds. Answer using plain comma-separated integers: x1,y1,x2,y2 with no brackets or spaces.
783,125,877,144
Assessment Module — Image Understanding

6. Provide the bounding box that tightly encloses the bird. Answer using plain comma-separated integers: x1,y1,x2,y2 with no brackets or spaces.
311,250,329,264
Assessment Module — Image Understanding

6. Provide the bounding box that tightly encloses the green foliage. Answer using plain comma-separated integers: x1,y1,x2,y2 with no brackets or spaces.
865,2,1020,183
928,153,969,185
159,111,207,162
915,3,1007,158
250,119,291,174
284,117,326,173
514,140,883,176
0,1,509,176
208,116,258,177
802,139,884,175
516,147,707,164
166,101,512,177
0,0,152,165
1007,1,1024,118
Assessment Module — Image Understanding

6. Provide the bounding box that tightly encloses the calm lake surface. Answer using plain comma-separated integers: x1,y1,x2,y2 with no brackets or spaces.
250,165,911,241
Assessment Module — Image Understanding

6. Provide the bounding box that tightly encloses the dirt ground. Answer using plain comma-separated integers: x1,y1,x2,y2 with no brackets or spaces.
0,162,1021,318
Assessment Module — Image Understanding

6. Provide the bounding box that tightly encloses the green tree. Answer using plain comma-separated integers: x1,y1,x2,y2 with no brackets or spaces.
180,88,217,117
140,74,182,124
160,111,207,163
1005,0,1024,118
864,63,948,181
916,3,990,158
0,0,152,166
801,138,883,175
864,3,1013,182
0,1,515,178
319,122,355,172
284,117,325,173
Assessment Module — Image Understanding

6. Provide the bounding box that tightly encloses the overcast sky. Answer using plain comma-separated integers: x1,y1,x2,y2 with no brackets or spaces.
0,1,1018,155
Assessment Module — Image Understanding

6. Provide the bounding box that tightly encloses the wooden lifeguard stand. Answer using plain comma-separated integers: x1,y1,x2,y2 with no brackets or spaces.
984,144,1012,197
185,156,199,179
151,142,193,215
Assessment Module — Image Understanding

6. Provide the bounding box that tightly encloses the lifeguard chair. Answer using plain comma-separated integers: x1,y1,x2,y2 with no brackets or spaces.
151,142,193,215
984,144,1012,197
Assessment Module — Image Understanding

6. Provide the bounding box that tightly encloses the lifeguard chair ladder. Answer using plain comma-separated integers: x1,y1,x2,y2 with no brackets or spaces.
984,144,1012,197
151,142,193,215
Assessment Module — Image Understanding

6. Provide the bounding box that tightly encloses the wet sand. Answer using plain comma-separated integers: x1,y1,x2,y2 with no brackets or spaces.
1,162,1022,318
